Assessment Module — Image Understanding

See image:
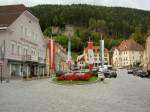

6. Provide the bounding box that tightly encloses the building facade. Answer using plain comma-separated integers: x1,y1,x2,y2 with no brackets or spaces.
55,42,68,72
77,55,85,69
47,39,68,75
77,41,110,69
112,39,144,67
146,36,150,70
0,5,47,79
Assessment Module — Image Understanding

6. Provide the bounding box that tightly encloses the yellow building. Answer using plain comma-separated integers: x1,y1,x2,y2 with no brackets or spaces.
112,39,144,68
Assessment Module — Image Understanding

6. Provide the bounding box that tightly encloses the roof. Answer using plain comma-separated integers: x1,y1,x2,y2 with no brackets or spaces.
118,39,144,51
84,46,109,53
77,55,85,61
110,46,117,52
0,4,26,27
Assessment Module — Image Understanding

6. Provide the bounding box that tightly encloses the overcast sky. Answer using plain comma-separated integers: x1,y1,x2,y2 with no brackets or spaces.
0,0,150,11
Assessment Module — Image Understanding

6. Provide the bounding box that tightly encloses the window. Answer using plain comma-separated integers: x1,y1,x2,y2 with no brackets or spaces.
17,45,21,55
38,51,40,57
25,49,28,55
23,48,26,55
35,33,38,41
32,32,34,40
34,50,36,55
25,28,27,36
21,26,23,34
31,49,34,55
11,44,15,55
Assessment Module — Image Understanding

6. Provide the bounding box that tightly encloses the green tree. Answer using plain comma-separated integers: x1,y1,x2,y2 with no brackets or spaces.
71,36,83,52
96,19,106,33
130,26,146,46
43,27,52,37
89,18,96,31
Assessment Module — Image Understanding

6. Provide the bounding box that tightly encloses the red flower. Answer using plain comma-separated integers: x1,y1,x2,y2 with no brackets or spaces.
57,72,91,81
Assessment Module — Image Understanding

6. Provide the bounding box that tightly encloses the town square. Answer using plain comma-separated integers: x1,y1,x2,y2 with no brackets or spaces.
1,69,150,112
1,1,150,112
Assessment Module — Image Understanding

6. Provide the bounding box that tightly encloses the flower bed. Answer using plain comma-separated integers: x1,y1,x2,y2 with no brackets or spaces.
57,72,91,81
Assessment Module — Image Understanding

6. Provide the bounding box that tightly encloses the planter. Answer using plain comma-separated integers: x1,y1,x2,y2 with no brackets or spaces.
57,72,91,81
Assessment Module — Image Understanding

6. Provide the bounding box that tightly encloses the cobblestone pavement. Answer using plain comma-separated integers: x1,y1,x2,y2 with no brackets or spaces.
0,69,150,112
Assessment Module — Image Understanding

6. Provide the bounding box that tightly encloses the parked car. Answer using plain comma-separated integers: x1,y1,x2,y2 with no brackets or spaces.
135,69,149,78
103,66,117,78
127,69,133,74
132,68,140,76
103,70,117,78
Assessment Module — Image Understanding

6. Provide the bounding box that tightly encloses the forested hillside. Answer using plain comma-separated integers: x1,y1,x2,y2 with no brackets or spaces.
29,4,150,52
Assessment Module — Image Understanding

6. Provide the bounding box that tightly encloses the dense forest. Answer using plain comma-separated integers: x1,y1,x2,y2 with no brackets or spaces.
29,4,150,53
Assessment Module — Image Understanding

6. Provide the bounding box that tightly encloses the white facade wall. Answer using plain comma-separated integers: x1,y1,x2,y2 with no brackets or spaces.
113,49,143,67
0,10,46,78
0,11,46,63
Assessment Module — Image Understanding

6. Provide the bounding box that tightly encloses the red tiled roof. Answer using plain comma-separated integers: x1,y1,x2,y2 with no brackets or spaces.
118,39,144,51
0,4,26,27
84,46,109,53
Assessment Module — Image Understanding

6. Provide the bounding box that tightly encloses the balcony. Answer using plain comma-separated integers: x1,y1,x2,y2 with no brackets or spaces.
22,55,38,62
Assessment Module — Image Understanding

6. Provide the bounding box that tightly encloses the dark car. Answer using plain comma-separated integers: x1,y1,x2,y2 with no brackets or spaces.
103,66,117,78
132,68,140,76
135,69,149,78
127,69,133,74
103,70,117,78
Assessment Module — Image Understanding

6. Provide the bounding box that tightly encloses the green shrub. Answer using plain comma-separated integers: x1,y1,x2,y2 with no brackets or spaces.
91,71,98,77
55,71,64,77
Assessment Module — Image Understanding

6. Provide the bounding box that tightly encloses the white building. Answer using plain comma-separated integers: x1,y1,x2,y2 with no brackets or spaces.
0,4,47,79
77,41,110,69
112,39,144,67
